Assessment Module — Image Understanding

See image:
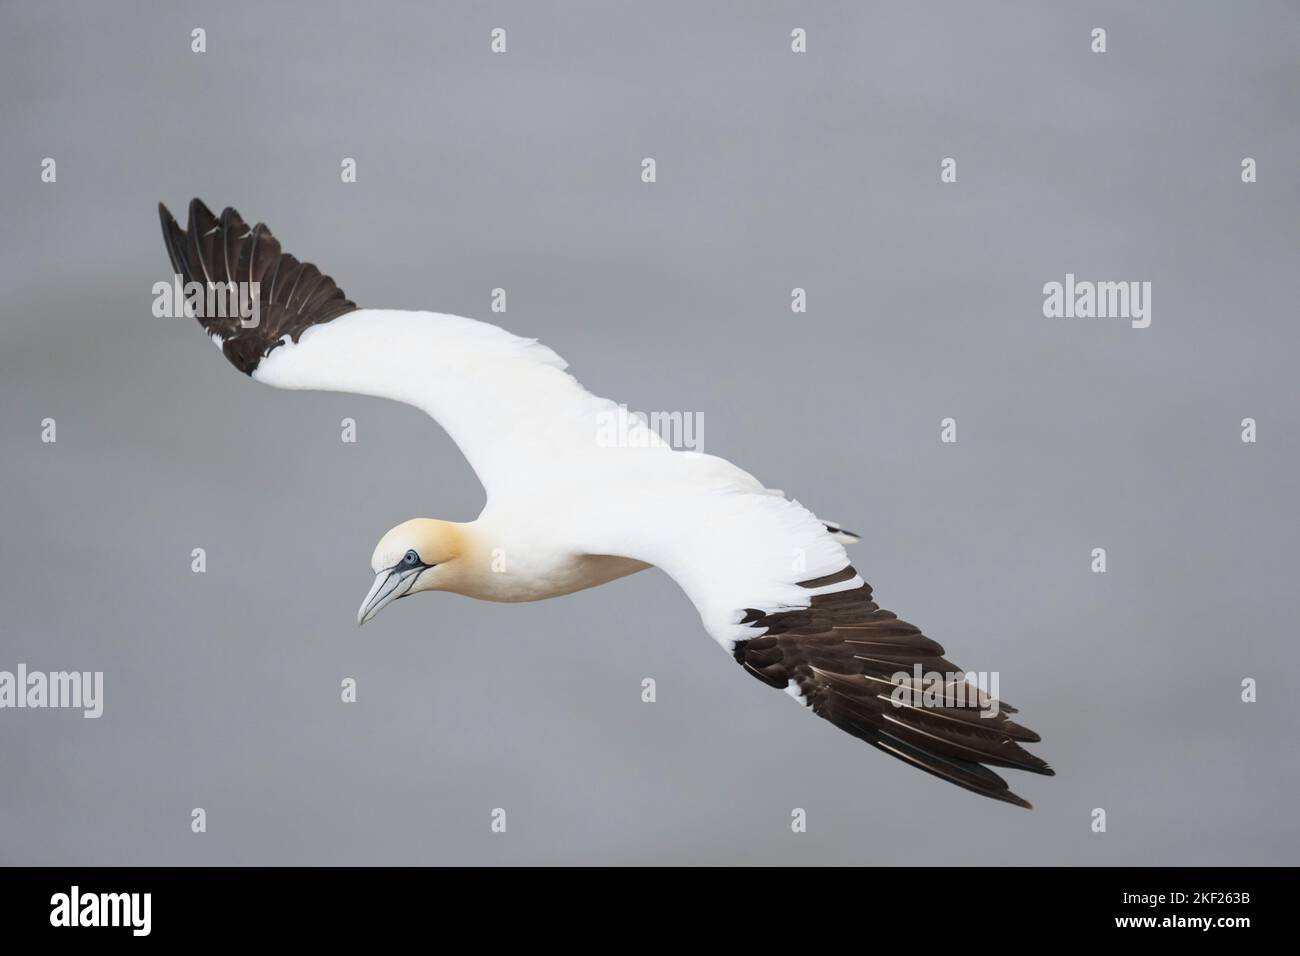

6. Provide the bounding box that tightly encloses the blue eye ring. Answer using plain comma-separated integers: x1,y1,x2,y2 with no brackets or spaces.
403,550,420,566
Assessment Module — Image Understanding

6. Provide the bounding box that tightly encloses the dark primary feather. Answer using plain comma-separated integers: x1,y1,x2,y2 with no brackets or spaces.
734,566,1053,808
158,199,359,374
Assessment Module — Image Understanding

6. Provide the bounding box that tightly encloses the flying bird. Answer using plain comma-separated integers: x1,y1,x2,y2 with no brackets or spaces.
158,199,1053,807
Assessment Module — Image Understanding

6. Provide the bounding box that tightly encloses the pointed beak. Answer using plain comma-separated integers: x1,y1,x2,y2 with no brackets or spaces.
357,568,418,626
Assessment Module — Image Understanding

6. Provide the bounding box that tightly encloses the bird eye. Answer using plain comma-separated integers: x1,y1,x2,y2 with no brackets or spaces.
403,550,420,566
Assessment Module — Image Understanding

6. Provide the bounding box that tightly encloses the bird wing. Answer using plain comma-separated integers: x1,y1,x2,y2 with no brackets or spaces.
158,199,359,374
159,199,673,502
572,484,1054,808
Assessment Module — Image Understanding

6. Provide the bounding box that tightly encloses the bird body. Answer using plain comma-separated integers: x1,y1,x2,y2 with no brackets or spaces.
159,199,1054,807
374,516,653,605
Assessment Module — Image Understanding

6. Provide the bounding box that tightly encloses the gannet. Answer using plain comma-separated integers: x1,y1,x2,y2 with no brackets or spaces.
159,199,1053,807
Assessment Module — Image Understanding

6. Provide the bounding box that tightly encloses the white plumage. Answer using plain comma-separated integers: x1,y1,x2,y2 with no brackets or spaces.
258,308,856,647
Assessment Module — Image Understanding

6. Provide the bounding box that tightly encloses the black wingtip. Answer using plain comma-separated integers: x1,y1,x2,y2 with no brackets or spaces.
188,197,215,223
156,197,359,376
158,202,187,278
158,201,177,235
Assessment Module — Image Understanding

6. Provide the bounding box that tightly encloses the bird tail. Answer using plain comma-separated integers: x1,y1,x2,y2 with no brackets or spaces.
822,520,861,545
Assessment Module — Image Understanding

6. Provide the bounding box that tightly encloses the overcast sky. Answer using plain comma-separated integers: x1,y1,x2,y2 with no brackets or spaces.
1,1,1297,864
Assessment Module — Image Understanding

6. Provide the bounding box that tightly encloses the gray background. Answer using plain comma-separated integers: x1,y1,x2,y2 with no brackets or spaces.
1,0,1297,865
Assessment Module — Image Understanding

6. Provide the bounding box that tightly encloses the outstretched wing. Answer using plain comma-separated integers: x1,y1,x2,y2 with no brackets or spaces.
158,199,670,502
735,568,1053,808
577,487,1054,808
159,200,359,374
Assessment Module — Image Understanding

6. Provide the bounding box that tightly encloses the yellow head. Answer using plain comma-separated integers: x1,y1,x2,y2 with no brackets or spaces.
357,518,467,624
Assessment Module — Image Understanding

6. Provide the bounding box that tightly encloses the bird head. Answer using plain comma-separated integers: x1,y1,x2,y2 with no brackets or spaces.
357,518,466,624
